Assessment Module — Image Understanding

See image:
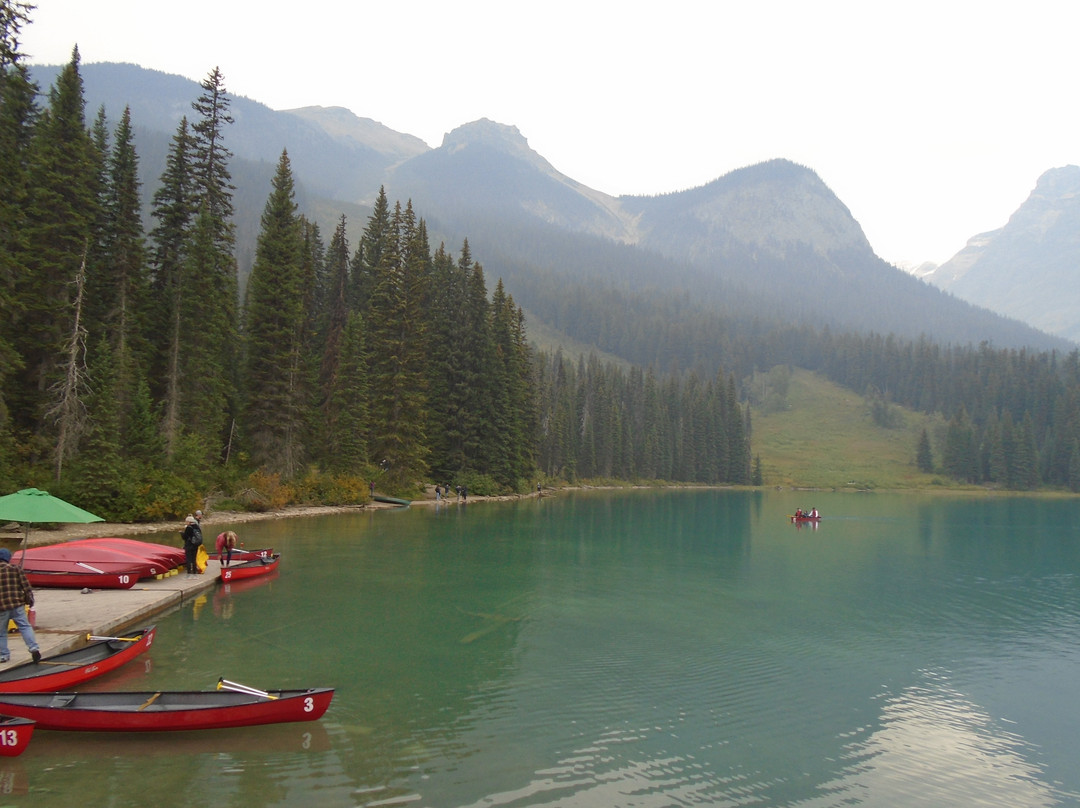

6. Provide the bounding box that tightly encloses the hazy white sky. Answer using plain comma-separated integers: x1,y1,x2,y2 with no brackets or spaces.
19,0,1080,267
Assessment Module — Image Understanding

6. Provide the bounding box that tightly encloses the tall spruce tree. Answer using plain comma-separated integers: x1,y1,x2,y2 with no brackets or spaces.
0,1,37,477
185,68,239,461
242,150,307,476
365,201,429,481
148,117,197,455
90,106,147,425
15,48,97,453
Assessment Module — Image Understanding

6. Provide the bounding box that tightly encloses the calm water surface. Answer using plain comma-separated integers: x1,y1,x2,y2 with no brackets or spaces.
9,490,1080,806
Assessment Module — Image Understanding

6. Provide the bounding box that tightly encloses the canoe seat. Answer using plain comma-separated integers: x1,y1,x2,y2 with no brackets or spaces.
50,694,76,707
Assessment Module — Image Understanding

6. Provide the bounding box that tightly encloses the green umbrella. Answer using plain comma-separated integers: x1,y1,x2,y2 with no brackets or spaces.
0,488,105,565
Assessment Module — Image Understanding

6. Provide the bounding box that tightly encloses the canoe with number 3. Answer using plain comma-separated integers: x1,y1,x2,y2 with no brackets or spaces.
0,685,334,731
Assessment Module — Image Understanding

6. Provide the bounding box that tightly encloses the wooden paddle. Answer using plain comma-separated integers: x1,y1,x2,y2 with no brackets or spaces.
217,677,278,700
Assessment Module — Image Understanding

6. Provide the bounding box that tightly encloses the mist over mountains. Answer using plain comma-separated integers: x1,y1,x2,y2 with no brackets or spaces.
31,62,1073,370
919,165,1080,342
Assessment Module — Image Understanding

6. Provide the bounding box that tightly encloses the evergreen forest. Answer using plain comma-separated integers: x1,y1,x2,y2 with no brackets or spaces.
0,18,753,519
4,5,1080,523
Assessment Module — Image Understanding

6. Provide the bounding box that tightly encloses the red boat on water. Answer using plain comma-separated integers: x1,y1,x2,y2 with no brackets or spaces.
0,626,156,693
209,547,274,564
0,683,333,731
25,569,139,590
789,515,821,523
219,553,280,583
0,716,35,756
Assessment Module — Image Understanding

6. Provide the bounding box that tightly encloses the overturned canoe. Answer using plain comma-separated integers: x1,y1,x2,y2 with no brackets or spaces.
25,569,140,590
0,626,156,693
0,685,334,731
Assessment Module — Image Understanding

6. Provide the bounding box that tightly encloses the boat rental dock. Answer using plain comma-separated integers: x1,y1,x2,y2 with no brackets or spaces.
9,564,224,666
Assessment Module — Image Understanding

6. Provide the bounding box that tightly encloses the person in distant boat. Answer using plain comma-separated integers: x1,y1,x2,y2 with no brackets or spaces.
794,508,803,518
810,507,819,518
182,514,203,574
0,548,40,664
216,530,238,566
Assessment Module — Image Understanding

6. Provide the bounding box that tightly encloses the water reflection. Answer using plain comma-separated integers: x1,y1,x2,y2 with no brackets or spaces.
806,668,1077,806
13,490,1080,806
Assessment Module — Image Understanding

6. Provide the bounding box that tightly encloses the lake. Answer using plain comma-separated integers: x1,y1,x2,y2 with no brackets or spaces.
8,489,1080,806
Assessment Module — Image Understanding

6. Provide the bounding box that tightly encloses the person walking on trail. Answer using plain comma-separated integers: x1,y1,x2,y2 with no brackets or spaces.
182,514,203,574
0,548,41,663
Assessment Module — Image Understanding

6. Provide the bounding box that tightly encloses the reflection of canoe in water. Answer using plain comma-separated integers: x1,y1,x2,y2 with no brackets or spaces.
0,626,156,693
215,568,279,604
0,685,334,731
26,715,330,756
373,495,411,506
0,716,34,757
219,554,280,583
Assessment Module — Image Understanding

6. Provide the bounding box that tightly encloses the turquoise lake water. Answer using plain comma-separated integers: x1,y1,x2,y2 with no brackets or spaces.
8,489,1080,806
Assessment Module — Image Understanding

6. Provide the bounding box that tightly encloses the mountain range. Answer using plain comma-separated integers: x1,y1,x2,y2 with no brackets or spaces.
917,165,1080,342
30,62,1075,368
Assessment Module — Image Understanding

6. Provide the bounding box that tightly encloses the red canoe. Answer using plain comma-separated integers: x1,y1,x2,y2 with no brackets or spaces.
209,547,274,563
0,626,156,693
25,569,140,589
69,538,185,568
219,554,280,583
0,716,35,756
15,547,164,580
0,686,334,731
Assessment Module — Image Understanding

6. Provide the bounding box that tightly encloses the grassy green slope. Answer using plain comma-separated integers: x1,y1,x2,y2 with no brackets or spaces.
752,368,948,490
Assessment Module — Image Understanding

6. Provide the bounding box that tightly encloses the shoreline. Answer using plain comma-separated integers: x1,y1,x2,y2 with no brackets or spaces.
0,487,548,549
2,481,1053,550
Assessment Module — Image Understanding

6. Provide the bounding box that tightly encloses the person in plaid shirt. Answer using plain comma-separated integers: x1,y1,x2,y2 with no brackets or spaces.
0,548,40,664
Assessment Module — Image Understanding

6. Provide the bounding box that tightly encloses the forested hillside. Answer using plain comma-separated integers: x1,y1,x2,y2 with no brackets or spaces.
7,8,1080,509
0,34,753,519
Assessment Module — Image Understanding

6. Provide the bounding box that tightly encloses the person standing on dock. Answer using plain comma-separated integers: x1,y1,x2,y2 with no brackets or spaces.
182,515,203,574
0,548,41,664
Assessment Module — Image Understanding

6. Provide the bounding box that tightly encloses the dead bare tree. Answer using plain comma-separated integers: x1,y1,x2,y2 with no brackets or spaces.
47,246,90,480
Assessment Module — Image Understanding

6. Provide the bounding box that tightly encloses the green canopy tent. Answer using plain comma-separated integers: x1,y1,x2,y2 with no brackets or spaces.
0,488,105,565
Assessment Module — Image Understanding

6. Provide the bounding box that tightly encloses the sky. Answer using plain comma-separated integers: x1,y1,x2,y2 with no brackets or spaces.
18,0,1080,268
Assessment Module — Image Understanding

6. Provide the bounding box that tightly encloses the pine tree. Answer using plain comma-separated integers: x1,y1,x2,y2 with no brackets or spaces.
67,337,132,520
350,187,390,312
185,68,239,461
14,48,97,451
916,427,933,473
148,117,197,455
90,106,147,425
325,312,368,473
242,150,307,476
365,201,429,482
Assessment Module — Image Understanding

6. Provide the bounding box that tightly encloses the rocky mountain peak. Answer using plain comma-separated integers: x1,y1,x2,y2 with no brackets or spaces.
440,119,556,173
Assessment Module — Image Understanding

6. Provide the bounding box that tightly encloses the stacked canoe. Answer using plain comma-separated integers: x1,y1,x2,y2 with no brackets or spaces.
15,538,185,589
